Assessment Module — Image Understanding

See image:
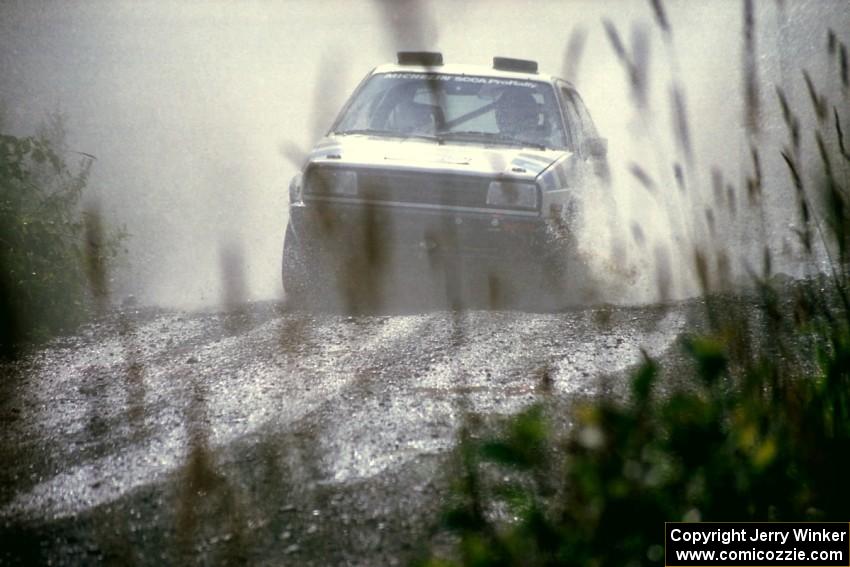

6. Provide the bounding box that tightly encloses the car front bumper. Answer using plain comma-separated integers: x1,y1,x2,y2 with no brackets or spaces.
288,199,548,263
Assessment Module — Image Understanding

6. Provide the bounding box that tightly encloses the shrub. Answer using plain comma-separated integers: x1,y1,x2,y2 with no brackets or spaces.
0,114,123,350
424,295,849,566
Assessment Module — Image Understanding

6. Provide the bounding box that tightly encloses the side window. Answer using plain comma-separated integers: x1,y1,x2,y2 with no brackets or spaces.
559,87,583,150
572,93,599,140
560,86,600,149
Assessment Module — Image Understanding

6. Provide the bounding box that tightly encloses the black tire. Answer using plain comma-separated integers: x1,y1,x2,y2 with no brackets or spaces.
281,224,346,311
281,223,313,306
537,233,586,311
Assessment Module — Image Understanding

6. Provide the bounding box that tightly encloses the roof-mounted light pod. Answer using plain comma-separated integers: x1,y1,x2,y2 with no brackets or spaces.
397,51,444,66
492,57,538,73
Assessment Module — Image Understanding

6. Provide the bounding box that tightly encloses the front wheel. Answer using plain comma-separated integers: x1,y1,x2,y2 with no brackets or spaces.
281,224,349,311
281,223,316,307
536,232,596,310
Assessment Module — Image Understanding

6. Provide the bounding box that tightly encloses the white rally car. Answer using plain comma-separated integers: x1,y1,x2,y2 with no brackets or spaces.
283,52,608,310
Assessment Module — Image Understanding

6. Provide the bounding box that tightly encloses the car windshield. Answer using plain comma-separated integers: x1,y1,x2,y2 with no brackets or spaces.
333,72,567,150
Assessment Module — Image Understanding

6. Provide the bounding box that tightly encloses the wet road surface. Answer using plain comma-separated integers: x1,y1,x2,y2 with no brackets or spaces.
0,300,705,565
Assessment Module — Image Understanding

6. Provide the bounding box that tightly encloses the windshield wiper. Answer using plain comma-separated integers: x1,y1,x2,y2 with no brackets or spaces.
334,129,441,143
437,130,547,150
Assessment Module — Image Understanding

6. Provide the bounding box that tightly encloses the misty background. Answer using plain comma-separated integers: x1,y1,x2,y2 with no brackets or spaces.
0,0,847,309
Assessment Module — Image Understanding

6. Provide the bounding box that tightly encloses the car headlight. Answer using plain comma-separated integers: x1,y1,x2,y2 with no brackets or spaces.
308,168,358,196
486,180,538,209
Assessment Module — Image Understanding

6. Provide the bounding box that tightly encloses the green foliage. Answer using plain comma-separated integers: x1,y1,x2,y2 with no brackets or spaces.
479,406,548,471
0,117,123,347
422,293,850,566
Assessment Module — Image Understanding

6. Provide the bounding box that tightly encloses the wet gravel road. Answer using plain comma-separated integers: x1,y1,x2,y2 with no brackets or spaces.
0,300,705,565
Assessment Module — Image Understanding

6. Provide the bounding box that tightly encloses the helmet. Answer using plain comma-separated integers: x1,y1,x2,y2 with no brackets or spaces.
495,88,540,136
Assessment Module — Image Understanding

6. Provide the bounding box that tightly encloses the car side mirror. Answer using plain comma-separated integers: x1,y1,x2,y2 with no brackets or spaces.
581,137,608,159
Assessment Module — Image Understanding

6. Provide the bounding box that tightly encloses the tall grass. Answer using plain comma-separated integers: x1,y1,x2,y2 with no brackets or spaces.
420,2,850,566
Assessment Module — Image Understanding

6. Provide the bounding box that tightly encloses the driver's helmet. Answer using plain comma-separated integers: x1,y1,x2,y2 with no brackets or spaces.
495,88,540,136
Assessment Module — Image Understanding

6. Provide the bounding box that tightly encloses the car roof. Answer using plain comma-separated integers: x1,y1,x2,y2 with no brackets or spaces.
371,62,573,88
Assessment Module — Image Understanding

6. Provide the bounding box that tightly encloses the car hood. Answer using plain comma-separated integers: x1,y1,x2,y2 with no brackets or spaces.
306,134,570,180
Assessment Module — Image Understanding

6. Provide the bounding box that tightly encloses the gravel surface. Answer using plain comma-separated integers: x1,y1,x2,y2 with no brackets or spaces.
0,299,705,565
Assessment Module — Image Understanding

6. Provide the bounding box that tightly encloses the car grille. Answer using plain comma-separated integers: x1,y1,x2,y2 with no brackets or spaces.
357,171,489,208
307,167,491,209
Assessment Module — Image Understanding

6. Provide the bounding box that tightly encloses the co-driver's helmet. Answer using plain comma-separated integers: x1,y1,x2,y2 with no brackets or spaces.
495,88,540,136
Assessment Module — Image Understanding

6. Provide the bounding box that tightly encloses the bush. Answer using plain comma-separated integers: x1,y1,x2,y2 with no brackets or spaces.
424,295,849,566
0,115,123,350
